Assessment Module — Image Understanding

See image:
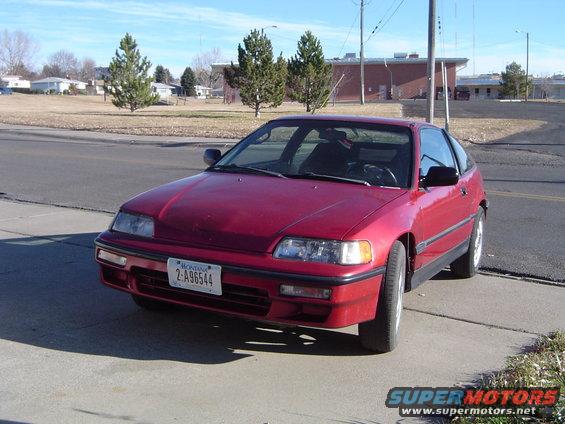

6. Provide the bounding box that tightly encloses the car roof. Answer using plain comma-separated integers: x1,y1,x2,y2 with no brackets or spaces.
272,114,434,129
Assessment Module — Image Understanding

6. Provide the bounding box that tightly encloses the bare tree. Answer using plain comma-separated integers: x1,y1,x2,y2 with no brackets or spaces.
331,65,355,105
192,47,224,88
538,76,554,101
78,57,96,81
40,63,62,78
0,29,38,76
46,50,79,79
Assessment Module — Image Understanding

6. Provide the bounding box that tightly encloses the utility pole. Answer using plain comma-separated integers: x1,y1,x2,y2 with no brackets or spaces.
426,0,436,123
516,29,530,101
384,58,393,100
525,31,529,101
441,61,450,131
360,0,365,105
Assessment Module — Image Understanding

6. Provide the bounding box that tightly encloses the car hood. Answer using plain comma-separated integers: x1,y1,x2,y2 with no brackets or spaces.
121,172,406,253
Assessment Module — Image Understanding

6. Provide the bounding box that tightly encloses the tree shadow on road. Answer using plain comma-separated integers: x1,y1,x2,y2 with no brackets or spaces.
0,232,374,365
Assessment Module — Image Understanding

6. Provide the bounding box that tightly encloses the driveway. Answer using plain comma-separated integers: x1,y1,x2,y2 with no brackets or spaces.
1,200,563,423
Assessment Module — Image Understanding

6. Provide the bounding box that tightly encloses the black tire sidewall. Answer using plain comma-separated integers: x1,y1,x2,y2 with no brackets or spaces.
359,241,406,352
451,207,485,278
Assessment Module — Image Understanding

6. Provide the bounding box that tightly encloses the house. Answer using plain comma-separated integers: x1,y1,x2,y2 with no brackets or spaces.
1,75,31,89
456,73,565,100
212,52,468,102
531,74,565,100
151,82,175,100
194,85,212,99
456,74,502,100
211,87,223,98
86,79,105,95
168,83,184,96
31,77,87,93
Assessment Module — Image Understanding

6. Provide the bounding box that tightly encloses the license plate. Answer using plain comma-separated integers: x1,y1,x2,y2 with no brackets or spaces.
166,258,222,296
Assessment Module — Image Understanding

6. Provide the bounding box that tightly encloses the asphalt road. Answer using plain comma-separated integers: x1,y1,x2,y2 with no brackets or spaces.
0,127,563,282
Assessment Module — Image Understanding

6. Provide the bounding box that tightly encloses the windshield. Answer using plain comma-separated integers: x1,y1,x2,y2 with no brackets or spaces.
212,120,413,188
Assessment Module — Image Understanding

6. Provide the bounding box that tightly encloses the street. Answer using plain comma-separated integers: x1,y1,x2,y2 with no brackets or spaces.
0,125,563,282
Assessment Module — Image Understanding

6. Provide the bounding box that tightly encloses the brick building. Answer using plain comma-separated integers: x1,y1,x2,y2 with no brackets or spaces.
212,53,468,103
330,53,467,101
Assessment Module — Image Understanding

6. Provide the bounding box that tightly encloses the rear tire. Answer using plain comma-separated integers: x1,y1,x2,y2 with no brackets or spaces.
131,294,173,311
450,207,485,278
358,241,406,353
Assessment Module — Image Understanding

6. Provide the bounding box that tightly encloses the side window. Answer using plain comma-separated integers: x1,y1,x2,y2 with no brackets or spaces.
419,128,457,177
446,132,475,174
290,129,326,172
231,125,298,166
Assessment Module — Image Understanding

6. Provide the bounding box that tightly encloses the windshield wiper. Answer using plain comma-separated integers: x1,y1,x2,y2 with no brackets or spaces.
288,172,370,186
210,164,287,178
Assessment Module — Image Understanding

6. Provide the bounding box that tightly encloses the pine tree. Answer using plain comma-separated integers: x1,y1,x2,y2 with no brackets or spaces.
500,62,531,99
236,29,287,117
154,65,165,83
287,31,332,113
154,65,172,84
105,33,158,112
180,66,197,96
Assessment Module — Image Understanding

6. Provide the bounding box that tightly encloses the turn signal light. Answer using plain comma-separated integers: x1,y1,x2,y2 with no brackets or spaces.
97,249,127,267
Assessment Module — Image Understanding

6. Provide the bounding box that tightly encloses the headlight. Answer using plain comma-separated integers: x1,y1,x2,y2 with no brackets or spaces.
111,212,154,238
273,237,372,265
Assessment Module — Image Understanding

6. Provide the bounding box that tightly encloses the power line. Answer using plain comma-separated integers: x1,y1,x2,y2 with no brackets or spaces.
438,0,445,57
337,11,359,58
438,15,445,57
457,37,519,51
366,0,406,43
366,0,397,40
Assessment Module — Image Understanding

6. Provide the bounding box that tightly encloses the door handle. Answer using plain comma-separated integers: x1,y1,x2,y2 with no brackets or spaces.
460,187,468,196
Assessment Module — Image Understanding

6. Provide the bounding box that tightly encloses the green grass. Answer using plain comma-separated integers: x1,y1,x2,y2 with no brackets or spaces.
453,331,564,424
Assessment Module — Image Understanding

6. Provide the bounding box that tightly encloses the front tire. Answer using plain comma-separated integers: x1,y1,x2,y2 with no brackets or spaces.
450,207,485,278
131,294,173,311
358,241,406,353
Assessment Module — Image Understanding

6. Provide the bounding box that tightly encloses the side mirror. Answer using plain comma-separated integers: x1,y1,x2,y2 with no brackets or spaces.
203,148,221,166
421,166,459,188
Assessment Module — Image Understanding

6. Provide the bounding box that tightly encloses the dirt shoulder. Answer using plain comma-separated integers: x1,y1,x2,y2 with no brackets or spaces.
0,93,559,143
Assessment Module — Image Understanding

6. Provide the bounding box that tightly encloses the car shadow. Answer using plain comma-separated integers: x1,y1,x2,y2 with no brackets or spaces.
0,232,374,365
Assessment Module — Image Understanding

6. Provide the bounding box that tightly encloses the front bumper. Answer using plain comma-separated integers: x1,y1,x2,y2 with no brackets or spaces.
94,237,384,328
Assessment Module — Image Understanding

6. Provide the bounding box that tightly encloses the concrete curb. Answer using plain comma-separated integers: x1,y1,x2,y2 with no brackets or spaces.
0,123,239,147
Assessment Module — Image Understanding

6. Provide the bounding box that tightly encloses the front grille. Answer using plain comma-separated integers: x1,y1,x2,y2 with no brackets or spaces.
132,267,271,316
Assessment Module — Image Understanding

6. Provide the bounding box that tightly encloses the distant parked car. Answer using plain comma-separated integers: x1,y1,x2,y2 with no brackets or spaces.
0,87,13,95
455,88,470,100
95,115,487,353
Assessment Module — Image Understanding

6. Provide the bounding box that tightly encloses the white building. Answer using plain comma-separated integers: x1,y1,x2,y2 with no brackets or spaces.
457,73,565,100
531,75,565,100
1,75,31,88
151,82,175,100
31,77,87,93
456,74,502,100
195,85,212,99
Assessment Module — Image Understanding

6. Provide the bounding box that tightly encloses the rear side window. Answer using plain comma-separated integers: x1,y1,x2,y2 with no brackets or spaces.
419,128,457,177
446,133,475,174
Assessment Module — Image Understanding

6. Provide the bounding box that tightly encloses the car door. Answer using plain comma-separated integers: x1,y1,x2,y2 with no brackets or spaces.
415,128,472,268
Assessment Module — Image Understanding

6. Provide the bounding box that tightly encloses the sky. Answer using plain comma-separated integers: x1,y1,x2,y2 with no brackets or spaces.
2,0,564,78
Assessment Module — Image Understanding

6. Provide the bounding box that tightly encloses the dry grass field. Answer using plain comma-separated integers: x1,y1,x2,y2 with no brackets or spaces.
0,93,557,143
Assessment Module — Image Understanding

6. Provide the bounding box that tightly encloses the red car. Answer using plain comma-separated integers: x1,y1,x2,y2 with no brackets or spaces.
95,115,487,352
